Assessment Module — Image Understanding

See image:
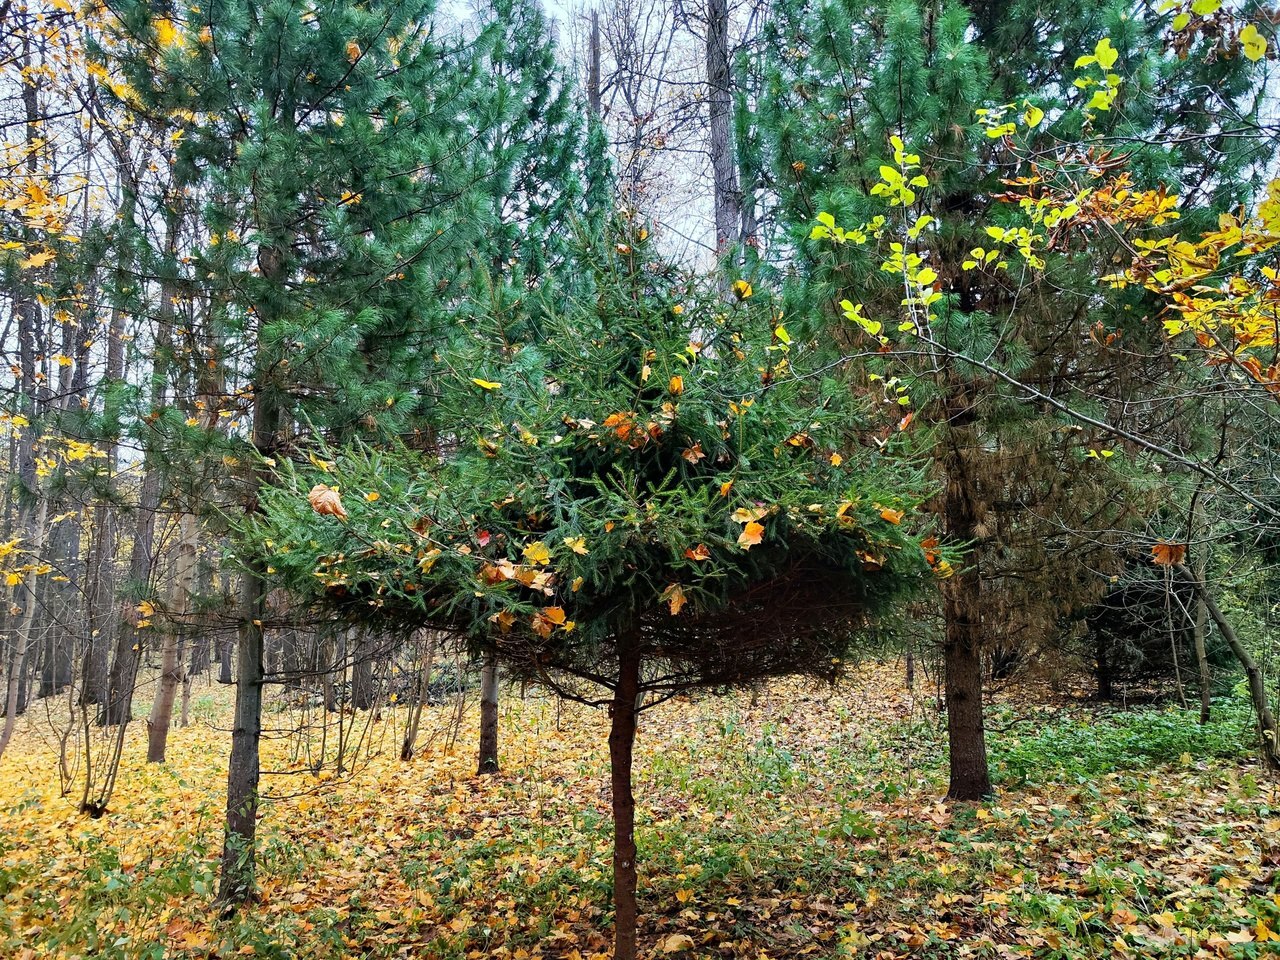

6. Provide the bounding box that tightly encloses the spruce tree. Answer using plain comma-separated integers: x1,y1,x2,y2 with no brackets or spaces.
249,222,937,959
750,0,1268,798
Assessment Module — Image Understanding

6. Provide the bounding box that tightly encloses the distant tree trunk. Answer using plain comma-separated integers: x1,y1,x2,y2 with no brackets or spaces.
401,630,436,762
609,632,642,960
1177,564,1280,768
218,636,233,684
148,512,198,762
1190,500,1212,724
706,0,740,256
351,628,374,710
478,651,499,774
82,302,126,708
1095,634,1113,701
0,499,49,760
587,9,602,118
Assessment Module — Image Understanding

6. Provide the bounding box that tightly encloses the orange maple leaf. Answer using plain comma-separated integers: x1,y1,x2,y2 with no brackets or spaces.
1151,541,1186,567
737,521,764,550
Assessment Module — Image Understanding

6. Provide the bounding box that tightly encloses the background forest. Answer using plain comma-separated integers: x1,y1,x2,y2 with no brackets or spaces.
2,1,1280,958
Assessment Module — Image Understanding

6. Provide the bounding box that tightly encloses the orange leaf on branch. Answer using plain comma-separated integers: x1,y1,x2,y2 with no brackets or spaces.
1151,541,1186,567
308,484,348,521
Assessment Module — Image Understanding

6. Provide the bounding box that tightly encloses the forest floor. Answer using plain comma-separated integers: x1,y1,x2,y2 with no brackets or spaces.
1,664,1278,959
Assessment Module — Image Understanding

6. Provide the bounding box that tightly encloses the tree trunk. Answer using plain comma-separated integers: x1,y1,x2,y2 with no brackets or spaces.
401,630,436,762
1176,564,1280,768
609,633,642,960
218,568,266,905
706,0,741,256
940,381,992,802
351,627,374,710
1191,500,1212,724
219,232,285,907
1095,633,1113,701
0,499,49,760
587,10,602,118
147,512,198,762
218,636,233,684
477,651,499,775
943,622,991,800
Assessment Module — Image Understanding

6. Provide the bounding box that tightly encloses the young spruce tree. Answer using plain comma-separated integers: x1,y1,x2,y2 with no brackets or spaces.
251,222,939,959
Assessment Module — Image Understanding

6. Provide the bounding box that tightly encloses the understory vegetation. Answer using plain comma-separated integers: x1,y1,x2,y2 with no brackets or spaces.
2,668,1276,959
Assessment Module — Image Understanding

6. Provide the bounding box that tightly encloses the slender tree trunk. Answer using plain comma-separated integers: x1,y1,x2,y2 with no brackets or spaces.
1176,564,1280,768
609,632,642,960
1191,500,1212,724
477,651,499,775
147,513,198,762
1096,633,1113,701
218,568,266,905
218,636,233,684
401,630,436,761
706,0,741,256
0,499,49,760
940,397,992,801
587,9,602,118
218,233,285,907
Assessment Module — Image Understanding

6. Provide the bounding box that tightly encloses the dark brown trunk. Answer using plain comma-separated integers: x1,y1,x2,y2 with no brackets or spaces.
940,386,992,802
609,633,642,960
477,651,499,774
218,567,266,905
219,232,285,906
1096,633,1113,701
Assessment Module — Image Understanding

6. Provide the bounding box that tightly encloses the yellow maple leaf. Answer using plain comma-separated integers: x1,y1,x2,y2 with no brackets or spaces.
562,536,589,555
20,250,54,270
522,541,551,565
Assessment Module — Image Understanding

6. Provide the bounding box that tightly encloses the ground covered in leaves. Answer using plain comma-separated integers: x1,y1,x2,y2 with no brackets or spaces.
1,666,1278,959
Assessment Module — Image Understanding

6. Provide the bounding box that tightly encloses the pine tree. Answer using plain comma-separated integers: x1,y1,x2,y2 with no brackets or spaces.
250,221,938,959
751,0,1268,798
93,0,587,902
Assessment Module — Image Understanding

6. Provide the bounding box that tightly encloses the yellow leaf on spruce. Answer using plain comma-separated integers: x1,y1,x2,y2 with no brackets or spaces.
471,378,502,391
346,40,362,62
668,375,683,395
737,521,764,550
879,507,904,525
732,279,753,300
20,250,54,270
522,541,551,565
364,491,380,502
563,536,589,555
